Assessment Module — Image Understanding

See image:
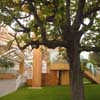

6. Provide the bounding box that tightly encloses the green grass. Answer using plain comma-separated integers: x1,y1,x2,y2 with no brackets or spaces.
0,85,100,100
83,78,92,84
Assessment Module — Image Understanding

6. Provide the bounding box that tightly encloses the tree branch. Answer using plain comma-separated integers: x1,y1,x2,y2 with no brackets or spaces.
72,0,86,30
21,40,68,50
45,0,58,22
27,0,47,41
80,46,100,52
4,8,30,33
66,0,71,28
10,33,22,50
83,2,100,18
17,14,31,19
9,25,28,32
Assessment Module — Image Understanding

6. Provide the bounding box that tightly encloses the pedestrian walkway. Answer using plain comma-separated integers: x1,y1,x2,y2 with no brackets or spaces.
0,79,16,97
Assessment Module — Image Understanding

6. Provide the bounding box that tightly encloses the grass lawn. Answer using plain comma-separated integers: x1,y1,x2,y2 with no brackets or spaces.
0,85,100,100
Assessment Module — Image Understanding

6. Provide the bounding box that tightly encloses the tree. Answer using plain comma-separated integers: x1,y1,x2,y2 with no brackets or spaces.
81,29,100,66
81,32,100,52
0,1,100,100
89,52,100,67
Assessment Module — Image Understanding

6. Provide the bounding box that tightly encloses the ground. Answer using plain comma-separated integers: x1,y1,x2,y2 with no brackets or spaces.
0,85,100,100
0,79,16,97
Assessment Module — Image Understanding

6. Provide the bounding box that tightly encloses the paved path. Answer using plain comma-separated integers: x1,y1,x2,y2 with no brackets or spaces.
0,79,16,97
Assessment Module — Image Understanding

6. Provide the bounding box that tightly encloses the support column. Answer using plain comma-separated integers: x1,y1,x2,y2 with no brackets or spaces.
32,48,42,87
61,70,69,85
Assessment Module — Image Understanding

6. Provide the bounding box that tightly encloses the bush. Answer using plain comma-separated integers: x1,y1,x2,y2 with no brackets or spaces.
0,57,14,68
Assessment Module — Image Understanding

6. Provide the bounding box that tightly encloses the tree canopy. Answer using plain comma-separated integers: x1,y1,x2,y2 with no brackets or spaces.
0,0,100,50
1,1,100,100
89,52,100,66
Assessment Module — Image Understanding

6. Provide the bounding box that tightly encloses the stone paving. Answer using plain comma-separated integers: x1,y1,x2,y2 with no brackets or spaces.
0,79,16,97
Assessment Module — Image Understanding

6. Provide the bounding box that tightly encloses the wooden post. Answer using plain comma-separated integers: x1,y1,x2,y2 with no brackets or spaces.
32,48,42,87
61,71,69,85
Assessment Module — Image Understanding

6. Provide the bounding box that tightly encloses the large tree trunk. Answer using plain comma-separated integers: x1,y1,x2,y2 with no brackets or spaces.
67,40,85,100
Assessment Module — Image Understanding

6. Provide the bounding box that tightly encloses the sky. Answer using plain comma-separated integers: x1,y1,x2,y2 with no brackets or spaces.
49,49,90,63
80,51,89,59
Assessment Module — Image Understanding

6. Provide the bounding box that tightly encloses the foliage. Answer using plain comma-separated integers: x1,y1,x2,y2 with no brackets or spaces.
81,59,88,66
57,47,68,63
89,52,100,67
0,57,14,68
80,59,89,71
81,32,100,50
0,0,100,50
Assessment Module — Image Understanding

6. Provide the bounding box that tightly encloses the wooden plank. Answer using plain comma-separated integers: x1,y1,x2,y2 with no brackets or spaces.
84,71,100,84
49,63,70,70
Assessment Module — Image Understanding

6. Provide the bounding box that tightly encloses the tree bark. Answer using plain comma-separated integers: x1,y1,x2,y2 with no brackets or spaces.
67,40,85,100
